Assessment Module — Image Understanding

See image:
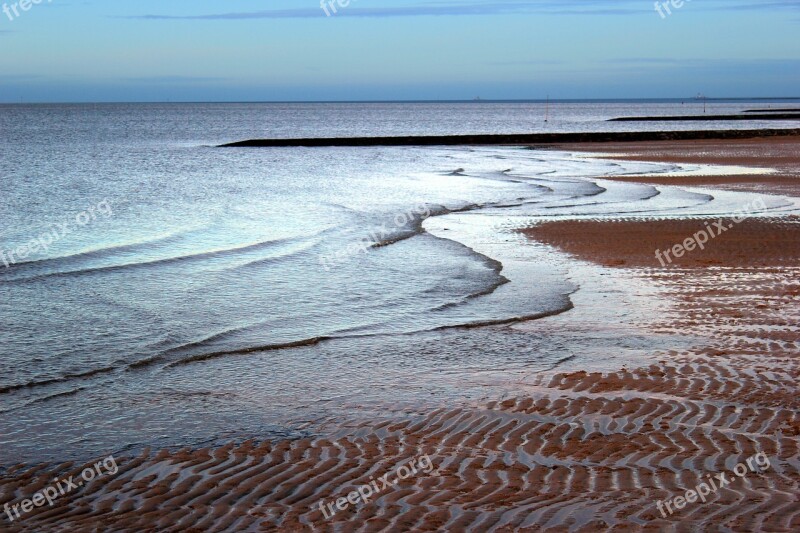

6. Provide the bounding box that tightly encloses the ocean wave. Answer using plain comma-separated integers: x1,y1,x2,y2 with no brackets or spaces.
0,367,115,395
0,233,321,283
164,336,331,368
0,230,189,270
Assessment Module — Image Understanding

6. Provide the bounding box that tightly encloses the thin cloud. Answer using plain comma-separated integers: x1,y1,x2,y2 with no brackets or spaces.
122,0,799,20
605,58,691,65
126,76,228,84
122,1,651,20
489,59,567,66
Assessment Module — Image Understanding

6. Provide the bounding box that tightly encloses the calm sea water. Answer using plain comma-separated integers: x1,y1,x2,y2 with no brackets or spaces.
1,101,798,464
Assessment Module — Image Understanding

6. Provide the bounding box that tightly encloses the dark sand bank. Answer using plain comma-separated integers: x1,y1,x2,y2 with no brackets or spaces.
219,128,800,148
609,114,800,122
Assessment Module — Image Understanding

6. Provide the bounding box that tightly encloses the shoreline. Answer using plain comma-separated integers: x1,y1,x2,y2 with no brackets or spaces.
2,138,799,531
552,136,800,196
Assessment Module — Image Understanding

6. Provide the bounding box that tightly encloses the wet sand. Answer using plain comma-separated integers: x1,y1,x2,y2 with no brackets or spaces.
2,141,799,532
556,136,800,196
524,218,800,268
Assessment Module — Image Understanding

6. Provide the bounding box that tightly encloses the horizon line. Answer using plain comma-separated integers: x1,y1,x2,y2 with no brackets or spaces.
2,97,800,105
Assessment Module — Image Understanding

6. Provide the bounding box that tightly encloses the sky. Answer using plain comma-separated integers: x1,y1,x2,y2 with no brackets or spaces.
0,0,798,102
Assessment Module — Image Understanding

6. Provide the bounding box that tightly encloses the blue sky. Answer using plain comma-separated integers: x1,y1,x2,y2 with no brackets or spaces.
0,0,798,102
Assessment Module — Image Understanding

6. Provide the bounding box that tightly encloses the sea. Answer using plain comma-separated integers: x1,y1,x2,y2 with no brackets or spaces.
1,100,799,464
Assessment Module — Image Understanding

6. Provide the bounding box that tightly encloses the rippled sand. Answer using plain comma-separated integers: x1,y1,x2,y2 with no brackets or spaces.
2,139,799,532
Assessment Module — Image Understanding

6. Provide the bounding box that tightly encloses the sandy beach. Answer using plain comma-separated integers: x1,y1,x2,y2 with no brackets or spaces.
2,138,798,532
559,136,800,196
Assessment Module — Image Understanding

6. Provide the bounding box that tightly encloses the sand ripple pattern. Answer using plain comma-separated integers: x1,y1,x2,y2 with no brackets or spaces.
1,255,798,532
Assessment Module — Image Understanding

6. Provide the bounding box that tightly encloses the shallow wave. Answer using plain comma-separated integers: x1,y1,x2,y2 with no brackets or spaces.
214,238,322,271
0,367,115,395
370,203,478,248
0,232,323,283
1,230,189,269
164,336,331,368
159,300,579,370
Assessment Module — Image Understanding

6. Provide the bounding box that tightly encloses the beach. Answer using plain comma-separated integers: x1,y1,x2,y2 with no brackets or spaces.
2,135,798,532
5,0,800,529
555,136,800,196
